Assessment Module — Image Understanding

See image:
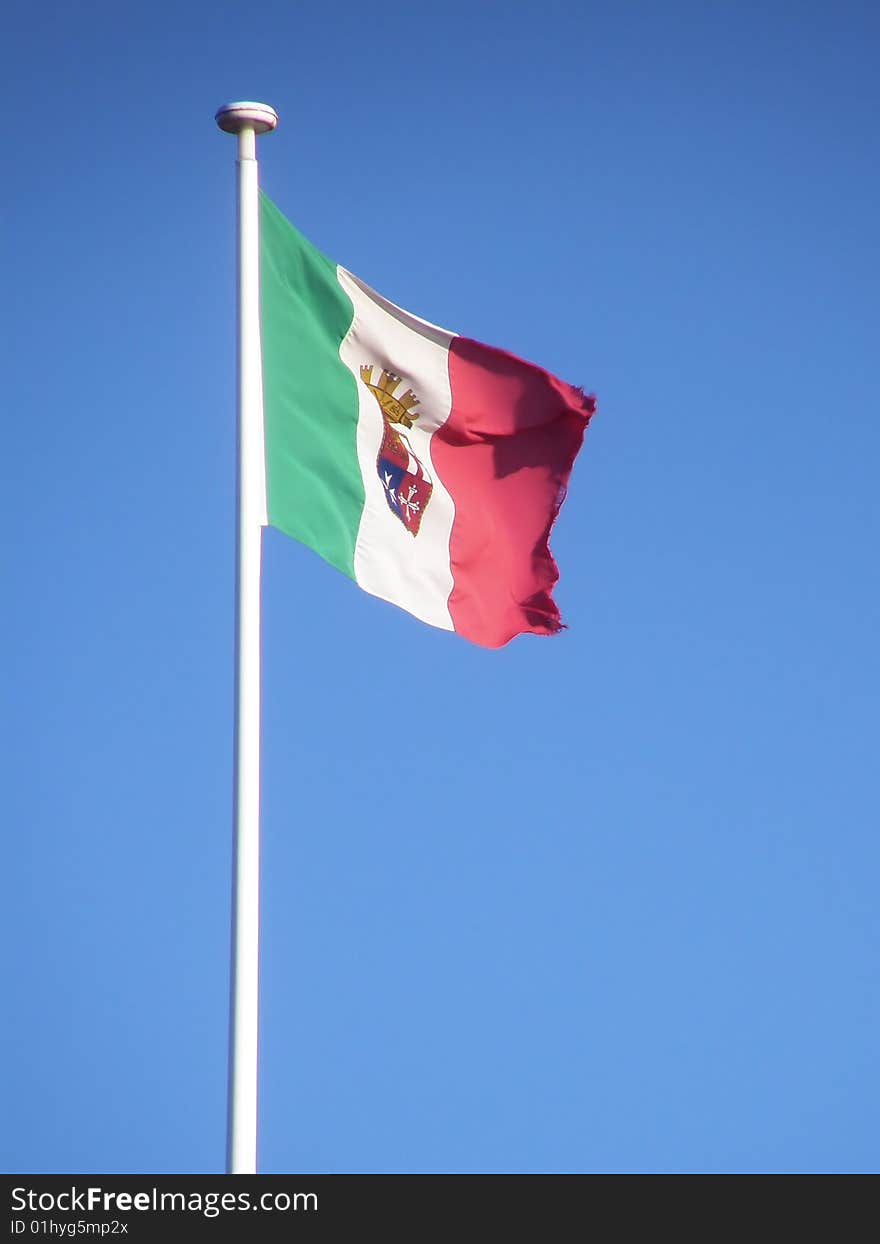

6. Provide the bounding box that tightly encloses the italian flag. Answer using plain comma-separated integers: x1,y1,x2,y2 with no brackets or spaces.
259,192,596,648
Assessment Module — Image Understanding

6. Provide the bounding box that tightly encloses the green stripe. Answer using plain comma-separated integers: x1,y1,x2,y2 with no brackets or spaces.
260,192,363,578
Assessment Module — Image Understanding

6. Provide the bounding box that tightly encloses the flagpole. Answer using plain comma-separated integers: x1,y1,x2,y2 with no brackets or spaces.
215,100,278,1176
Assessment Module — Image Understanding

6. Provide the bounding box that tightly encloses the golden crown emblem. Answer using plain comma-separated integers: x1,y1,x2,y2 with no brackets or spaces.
359,366,420,428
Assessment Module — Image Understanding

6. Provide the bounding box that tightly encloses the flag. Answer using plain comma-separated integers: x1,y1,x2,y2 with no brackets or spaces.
259,191,596,648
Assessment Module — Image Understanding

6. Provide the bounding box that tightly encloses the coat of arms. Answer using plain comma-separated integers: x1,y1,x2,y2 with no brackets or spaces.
360,366,433,536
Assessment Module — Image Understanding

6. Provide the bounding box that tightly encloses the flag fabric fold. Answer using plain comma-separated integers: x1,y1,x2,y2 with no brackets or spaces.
259,191,595,648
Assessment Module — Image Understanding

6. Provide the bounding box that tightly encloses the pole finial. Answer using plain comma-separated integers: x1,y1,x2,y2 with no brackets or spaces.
215,101,279,135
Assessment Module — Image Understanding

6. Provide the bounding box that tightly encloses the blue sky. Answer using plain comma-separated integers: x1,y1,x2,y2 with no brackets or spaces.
4,0,878,1173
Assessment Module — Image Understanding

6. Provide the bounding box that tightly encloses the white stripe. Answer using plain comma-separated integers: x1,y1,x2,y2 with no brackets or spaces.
337,267,457,632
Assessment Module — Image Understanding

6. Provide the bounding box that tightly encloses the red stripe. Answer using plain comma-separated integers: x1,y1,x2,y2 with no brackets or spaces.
432,337,596,648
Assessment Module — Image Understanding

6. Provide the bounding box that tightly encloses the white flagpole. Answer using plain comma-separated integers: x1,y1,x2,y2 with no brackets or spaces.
215,100,278,1176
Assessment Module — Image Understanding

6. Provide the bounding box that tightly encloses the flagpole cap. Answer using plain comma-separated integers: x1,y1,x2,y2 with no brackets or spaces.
215,101,279,134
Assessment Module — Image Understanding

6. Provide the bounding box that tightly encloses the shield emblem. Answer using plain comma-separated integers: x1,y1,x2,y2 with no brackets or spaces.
359,365,433,537
377,418,433,536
